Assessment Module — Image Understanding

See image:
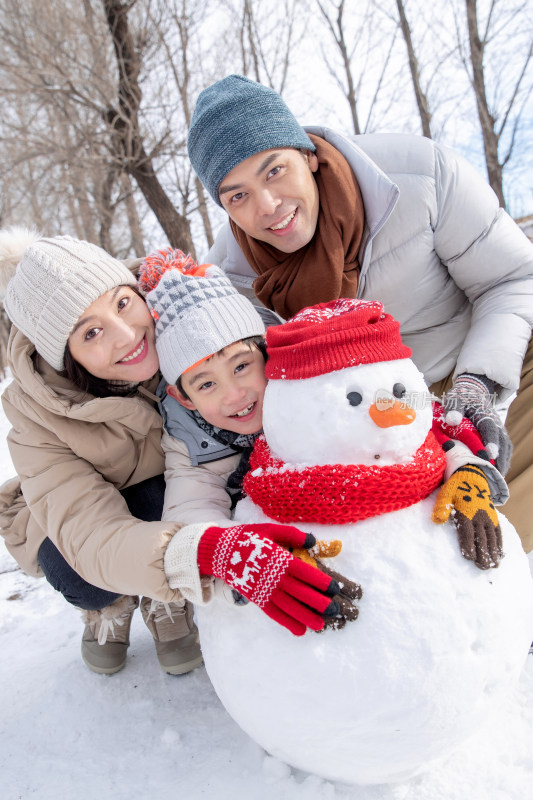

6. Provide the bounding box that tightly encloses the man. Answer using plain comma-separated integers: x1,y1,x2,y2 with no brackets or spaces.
187,74,533,552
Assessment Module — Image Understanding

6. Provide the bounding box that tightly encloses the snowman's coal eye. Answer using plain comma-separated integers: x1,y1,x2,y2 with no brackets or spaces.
393,383,406,399
347,391,362,406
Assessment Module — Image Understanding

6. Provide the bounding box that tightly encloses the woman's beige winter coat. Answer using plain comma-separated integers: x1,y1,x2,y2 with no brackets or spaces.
0,327,191,603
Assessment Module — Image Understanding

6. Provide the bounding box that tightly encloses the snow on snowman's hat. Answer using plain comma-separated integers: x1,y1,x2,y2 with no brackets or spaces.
265,299,412,380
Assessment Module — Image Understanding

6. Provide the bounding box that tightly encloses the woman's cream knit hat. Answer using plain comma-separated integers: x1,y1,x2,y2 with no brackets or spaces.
0,230,137,370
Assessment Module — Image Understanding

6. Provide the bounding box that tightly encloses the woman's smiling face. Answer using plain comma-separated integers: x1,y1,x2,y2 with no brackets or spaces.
67,286,159,383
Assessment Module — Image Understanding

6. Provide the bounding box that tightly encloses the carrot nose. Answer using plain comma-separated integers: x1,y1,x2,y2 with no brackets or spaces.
369,399,416,428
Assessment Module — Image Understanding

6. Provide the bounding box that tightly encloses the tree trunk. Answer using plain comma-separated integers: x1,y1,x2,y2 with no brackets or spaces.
465,0,505,207
99,165,117,254
195,177,214,249
121,173,145,257
102,0,195,253
316,0,361,135
129,149,195,252
156,3,215,250
396,0,432,138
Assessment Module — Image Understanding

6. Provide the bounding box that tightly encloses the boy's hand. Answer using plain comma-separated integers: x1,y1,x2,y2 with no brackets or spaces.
197,523,340,636
432,465,503,570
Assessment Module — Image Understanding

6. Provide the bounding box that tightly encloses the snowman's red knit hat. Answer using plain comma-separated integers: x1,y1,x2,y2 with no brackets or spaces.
265,299,412,380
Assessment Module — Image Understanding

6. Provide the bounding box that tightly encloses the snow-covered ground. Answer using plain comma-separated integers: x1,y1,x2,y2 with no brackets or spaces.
1,373,532,800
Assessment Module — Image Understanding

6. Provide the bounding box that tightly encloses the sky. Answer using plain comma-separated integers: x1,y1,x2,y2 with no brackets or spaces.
1,371,533,800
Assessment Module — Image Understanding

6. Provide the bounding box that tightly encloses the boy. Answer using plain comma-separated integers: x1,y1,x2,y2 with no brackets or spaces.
139,248,276,525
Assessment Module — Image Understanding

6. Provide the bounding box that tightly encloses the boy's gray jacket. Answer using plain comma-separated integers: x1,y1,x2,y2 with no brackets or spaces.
156,383,240,525
208,130,533,402
158,381,239,465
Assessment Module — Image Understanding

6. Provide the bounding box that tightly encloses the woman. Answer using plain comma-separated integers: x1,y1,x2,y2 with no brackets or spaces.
0,231,342,676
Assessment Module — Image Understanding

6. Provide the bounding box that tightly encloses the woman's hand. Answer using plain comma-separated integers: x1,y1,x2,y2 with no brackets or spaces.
197,523,341,635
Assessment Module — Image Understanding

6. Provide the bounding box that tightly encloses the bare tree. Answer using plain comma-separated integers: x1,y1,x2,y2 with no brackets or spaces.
224,0,305,93
0,0,146,252
395,0,432,137
314,0,400,135
102,0,195,253
316,0,362,133
0,0,199,254
148,0,215,249
1,0,531,260
454,0,533,208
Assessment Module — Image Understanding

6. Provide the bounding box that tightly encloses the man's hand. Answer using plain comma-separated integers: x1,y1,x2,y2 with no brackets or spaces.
432,465,503,569
197,523,341,635
443,373,512,474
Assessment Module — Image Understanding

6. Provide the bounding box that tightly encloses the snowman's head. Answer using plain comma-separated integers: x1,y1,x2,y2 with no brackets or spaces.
263,357,432,466
263,299,433,466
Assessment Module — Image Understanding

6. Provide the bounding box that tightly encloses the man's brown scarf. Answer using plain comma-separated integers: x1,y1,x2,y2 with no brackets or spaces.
230,134,365,319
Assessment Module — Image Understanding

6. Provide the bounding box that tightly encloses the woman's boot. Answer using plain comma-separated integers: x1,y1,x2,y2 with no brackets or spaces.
81,595,139,674
140,597,203,675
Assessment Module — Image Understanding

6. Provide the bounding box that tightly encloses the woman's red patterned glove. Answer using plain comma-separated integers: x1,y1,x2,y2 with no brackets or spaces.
197,523,340,636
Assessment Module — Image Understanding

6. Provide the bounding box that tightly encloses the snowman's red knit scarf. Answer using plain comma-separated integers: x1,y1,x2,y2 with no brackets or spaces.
243,431,446,525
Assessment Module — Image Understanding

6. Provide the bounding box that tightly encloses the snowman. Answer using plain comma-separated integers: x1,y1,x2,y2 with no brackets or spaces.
195,299,533,785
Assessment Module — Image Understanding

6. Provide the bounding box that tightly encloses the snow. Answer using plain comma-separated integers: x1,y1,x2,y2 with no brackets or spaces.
1,370,533,799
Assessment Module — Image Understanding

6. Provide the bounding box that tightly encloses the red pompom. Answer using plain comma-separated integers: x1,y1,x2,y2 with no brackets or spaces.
138,247,200,292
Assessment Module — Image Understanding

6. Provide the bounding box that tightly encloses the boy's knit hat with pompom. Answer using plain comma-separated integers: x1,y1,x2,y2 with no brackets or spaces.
0,227,137,370
139,248,265,385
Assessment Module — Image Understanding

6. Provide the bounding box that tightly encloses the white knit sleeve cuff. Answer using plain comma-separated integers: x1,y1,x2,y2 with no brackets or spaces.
163,521,232,605
444,440,509,505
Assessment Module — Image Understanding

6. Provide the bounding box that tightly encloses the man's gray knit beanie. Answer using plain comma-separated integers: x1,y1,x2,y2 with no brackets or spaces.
3,235,137,370
187,74,315,206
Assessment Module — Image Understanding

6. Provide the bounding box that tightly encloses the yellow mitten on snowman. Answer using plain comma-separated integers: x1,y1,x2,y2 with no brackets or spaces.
432,465,503,570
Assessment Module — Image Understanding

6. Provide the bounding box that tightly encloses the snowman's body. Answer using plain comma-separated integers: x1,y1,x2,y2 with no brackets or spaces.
196,332,533,785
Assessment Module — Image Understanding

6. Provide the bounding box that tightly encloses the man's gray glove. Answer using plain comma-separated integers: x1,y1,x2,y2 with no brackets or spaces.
443,373,513,475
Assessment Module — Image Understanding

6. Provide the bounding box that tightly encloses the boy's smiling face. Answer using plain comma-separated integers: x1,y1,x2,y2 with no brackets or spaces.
167,341,267,434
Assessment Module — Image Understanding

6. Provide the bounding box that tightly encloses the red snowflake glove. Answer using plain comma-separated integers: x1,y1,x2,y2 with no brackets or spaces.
197,523,340,636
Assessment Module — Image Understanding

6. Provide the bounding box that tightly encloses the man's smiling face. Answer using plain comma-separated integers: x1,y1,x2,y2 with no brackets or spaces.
218,148,320,253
